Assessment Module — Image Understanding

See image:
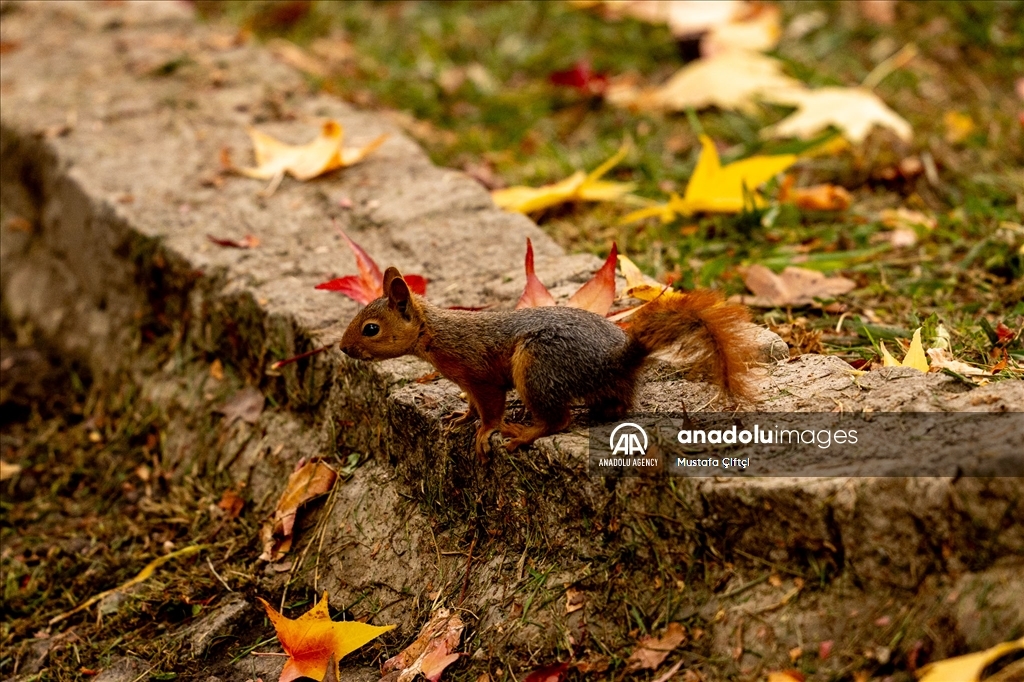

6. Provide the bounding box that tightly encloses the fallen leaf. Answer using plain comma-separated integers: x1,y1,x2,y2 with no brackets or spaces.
737,264,856,307
763,87,912,144
575,0,743,39
875,228,918,248
217,487,245,519
491,144,636,214
926,349,990,376
315,230,427,305
565,587,585,614
259,591,395,682
515,240,619,316
381,607,464,682
917,637,1024,682
50,546,206,625
515,238,557,309
624,135,796,222
618,51,805,114
0,460,22,481
217,386,265,425
233,120,388,183
943,111,976,144
702,4,781,56
625,622,687,672
879,328,928,373
550,60,608,96
522,662,570,682
259,461,338,562
209,359,225,381
779,177,851,211
880,208,936,231
568,242,618,314
651,660,685,682
207,234,261,249
618,253,673,301
767,672,805,682
819,640,833,660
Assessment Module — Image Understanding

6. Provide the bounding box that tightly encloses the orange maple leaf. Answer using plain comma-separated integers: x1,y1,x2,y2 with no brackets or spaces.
258,592,395,682
515,239,618,316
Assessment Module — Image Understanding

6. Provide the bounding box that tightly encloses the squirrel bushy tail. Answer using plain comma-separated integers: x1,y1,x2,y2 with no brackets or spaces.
624,289,756,400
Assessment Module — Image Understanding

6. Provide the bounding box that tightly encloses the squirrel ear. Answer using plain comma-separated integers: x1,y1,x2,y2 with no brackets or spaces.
382,267,403,295
385,268,411,317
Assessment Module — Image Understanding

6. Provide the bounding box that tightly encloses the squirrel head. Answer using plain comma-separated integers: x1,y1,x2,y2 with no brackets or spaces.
340,267,424,361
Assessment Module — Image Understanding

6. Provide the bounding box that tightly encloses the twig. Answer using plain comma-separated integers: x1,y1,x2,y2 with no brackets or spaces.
862,43,918,90
270,345,330,371
207,556,233,592
458,532,478,607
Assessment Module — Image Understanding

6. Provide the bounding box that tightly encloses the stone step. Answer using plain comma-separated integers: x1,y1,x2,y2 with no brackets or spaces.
2,2,1021,679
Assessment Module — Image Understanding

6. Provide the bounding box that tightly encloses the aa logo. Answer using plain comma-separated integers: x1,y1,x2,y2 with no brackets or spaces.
609,423,648,456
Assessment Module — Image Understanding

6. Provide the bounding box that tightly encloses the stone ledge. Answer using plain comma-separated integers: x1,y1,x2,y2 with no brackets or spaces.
2,1,1022,678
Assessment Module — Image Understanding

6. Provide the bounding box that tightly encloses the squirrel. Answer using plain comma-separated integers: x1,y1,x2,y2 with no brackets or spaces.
340,267,757,456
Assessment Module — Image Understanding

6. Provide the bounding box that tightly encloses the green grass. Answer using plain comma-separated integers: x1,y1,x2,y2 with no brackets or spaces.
200,0,1023,371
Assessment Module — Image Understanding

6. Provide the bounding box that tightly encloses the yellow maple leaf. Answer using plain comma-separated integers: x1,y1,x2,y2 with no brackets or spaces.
259,592,394,682
623,135,796,223
491,144,636,214
235,120,388,182
618,254,676,302
879,328,929,373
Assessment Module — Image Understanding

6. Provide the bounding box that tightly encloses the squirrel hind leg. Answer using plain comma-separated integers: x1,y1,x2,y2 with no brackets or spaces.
505,410,571,451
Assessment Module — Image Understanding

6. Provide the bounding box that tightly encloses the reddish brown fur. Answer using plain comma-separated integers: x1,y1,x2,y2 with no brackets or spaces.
626,291,755,400
340,267,757,455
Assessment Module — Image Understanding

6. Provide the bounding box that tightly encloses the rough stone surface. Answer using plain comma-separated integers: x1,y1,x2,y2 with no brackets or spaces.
2,1,1021,678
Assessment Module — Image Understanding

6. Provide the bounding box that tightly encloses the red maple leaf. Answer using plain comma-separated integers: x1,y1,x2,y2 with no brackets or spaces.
316,230,426,304
550,60,608,96
515,238,618,316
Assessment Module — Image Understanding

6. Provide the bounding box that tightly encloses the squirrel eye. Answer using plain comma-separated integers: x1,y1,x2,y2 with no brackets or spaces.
362,322,380,337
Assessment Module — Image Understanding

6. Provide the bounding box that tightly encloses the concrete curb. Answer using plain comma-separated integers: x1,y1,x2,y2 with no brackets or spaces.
2,2,1021,678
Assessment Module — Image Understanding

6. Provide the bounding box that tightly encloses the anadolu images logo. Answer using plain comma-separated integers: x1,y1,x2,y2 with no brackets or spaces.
609,423,648,456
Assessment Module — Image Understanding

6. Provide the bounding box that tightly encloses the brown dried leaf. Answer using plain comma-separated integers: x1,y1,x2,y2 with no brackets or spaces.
259,460,338,562
382,608,464,682
0,460,22,481
625,622,687,672
737,265,856,307
217,488,245,519
779,178,852,211
565,587,585,614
